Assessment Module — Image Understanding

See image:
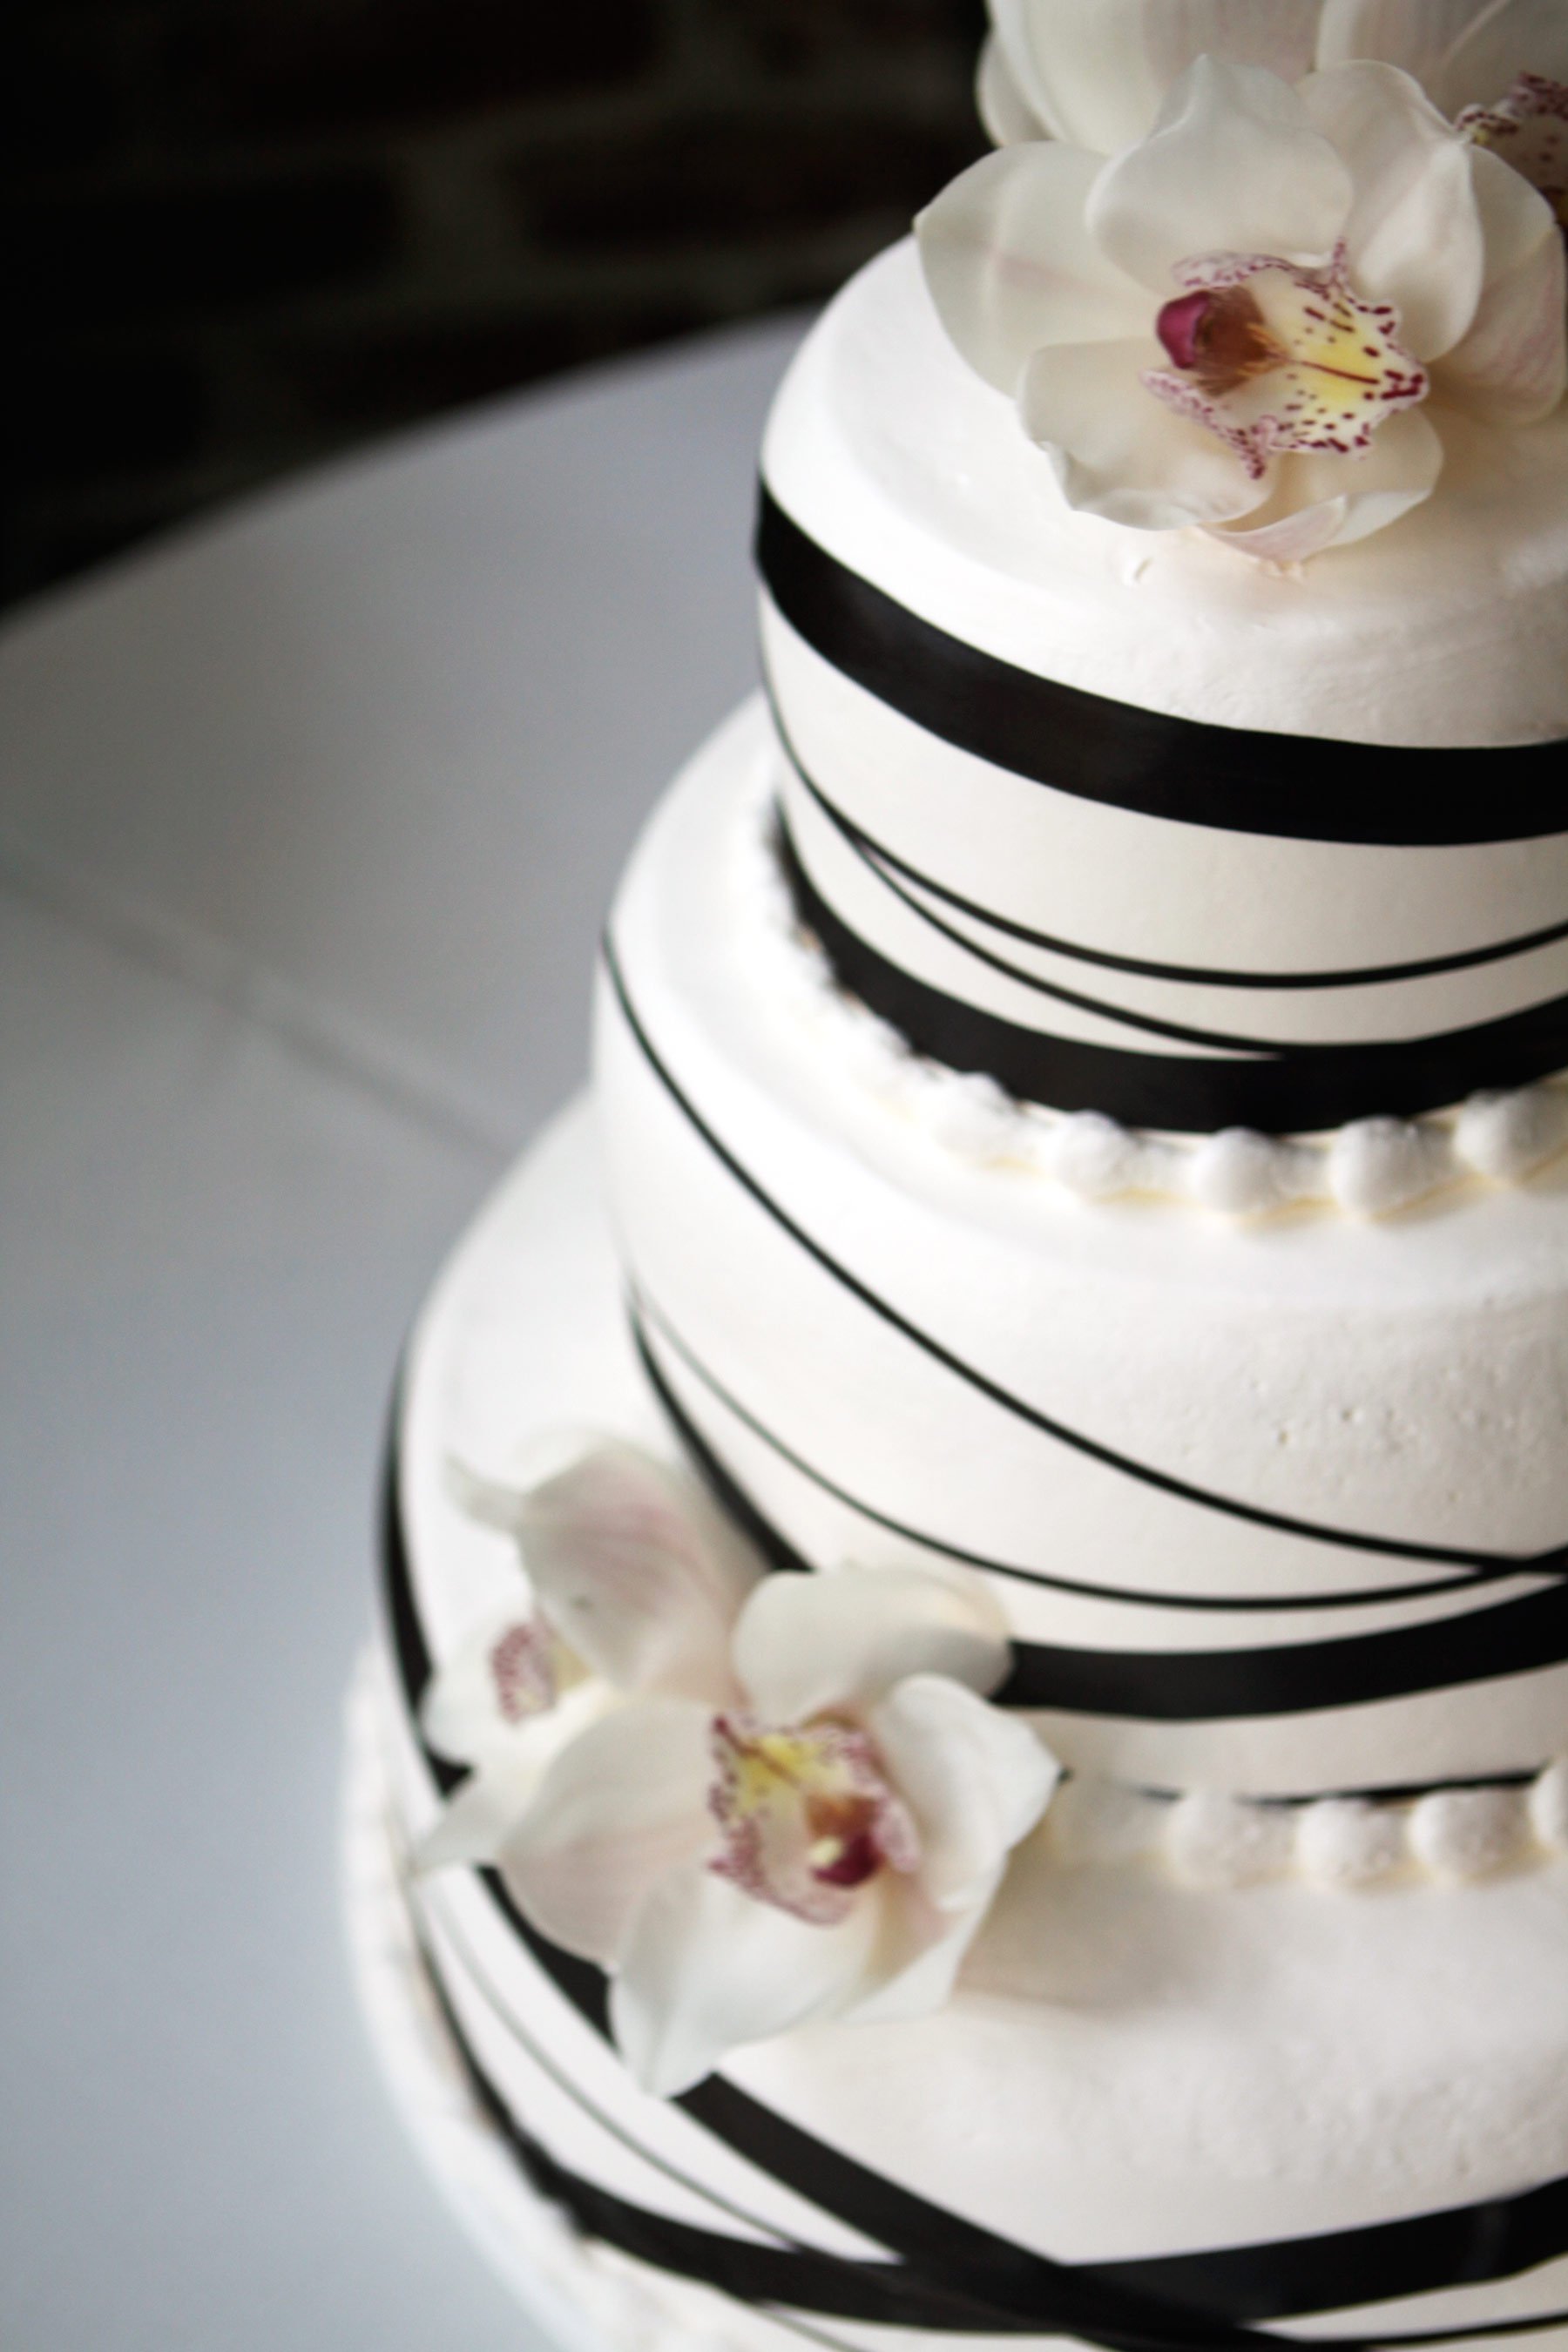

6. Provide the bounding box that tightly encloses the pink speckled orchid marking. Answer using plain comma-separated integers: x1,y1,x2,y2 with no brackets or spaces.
1146,248,1428,478
486,1618,558,1723
707,1713,920,1924
1462,75,1568,233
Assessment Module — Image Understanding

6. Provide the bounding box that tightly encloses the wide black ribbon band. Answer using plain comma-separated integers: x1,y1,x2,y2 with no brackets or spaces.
755,483,1568,848
381,1439,1568,2348
778,812,1568,1132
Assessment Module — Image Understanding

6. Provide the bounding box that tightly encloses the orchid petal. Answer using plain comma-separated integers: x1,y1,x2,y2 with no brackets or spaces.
987,0,1321,154
1211,403,1444,559
984,0,1071,139
419,1605,551,1767
497,1442,757,1700
732,1566,1010,1725
1442,3,1568,110
916,145,1149,400
416,1749,544,1871
1088,58,1352,294
416,1678,618,1869
497,1697,713,1965
1440,145,1567,423
843,1880,994,2027
1301,64,1484,357
610,1862,879,2097
1316,1,1495,91
1019,336,1267,527
1320,1,1568,115
976,31,1046,145
868,1673,1059,1914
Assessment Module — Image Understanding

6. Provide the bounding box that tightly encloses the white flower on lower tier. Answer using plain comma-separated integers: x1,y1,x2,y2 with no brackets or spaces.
418,1443,1058,2097
416,1443,760,1869
978,1,1568,152
918,57,1566,563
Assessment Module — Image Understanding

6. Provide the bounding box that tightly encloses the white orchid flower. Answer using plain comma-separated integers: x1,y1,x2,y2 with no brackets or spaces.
919,56,1566,564
496,1565,1058,2097
418,1443,1057,2096
416,1441,760,1869
979,0,1568,151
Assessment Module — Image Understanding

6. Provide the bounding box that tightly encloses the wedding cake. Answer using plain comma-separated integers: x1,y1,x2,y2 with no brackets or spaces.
351,9,1568,2349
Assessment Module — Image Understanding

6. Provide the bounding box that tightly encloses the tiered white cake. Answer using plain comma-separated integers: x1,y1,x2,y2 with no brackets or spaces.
358,17,1568,2351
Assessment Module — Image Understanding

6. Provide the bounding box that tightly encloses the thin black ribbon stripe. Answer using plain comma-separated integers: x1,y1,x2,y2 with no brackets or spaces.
781,804,1295,1058
781,819,1568,1132
629,1301,1568,1725
762,679,1568,995
601,932,1568,1588
754,483,1568,848
631,1287,1504,1615
380,1444,1568,2348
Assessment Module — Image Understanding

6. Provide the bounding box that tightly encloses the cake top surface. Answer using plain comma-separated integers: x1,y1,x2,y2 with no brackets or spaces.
763,235,1568,749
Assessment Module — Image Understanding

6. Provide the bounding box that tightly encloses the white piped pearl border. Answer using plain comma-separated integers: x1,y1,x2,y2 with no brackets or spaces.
739,790,1568,1220
1044,1760,1568,1891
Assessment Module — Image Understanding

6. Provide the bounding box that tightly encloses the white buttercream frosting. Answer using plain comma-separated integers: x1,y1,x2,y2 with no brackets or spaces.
764,239,1568,752
380,1109,1568,2349
598,700,1568,1798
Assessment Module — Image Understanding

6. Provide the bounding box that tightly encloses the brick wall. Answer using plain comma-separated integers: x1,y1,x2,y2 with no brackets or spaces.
7,0,987,606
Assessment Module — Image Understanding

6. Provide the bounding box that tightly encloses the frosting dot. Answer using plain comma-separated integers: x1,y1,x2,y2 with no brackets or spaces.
1044,1111,1144,1199
1529,1759,1568,1852
1409,1787,1526,1881
1328,1117,1452,1216
835,1004,913,1098
1189,1128,1292,1215
1295,1797,1406,1888
917,1070,1018,1162
1455,1086,1568,1183
1167,1792,1294,1886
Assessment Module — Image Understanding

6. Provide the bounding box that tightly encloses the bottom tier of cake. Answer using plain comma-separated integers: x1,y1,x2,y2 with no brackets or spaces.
367,1098,1568,2352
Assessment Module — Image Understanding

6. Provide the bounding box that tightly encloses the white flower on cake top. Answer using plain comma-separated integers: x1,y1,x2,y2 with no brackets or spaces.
418,1442,1057,2097
918,57,1566,562
978,0,1568,151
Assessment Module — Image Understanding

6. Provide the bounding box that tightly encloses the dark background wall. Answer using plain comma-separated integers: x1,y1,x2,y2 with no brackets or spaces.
7,0,986,609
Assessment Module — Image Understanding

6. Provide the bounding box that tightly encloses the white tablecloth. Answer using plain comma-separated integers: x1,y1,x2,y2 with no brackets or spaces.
0,314,804,2352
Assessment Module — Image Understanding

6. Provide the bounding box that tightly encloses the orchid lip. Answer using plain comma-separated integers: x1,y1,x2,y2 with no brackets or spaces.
706,1711,919,1925
1143,248,1429,481
488,1619,558,1723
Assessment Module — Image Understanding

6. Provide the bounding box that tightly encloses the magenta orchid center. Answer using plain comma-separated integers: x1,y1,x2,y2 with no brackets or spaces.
706,1713,920,1926
1143,247,1428,481
1461,75,1568,233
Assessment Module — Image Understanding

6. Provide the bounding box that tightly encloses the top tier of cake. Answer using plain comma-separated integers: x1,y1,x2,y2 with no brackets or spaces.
760,240,1568,1136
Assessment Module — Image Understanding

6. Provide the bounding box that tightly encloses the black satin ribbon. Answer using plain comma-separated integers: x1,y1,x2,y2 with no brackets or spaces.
630,1304,1568,1726
780,816,1568,1132
755,483,1568,848
768,692,1568,994
603,932,1568,1589
381,1444,1568,2348
632,1288,1505,1615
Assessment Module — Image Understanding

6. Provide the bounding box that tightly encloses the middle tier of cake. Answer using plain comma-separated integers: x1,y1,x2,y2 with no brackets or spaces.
595,697,1568,1800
